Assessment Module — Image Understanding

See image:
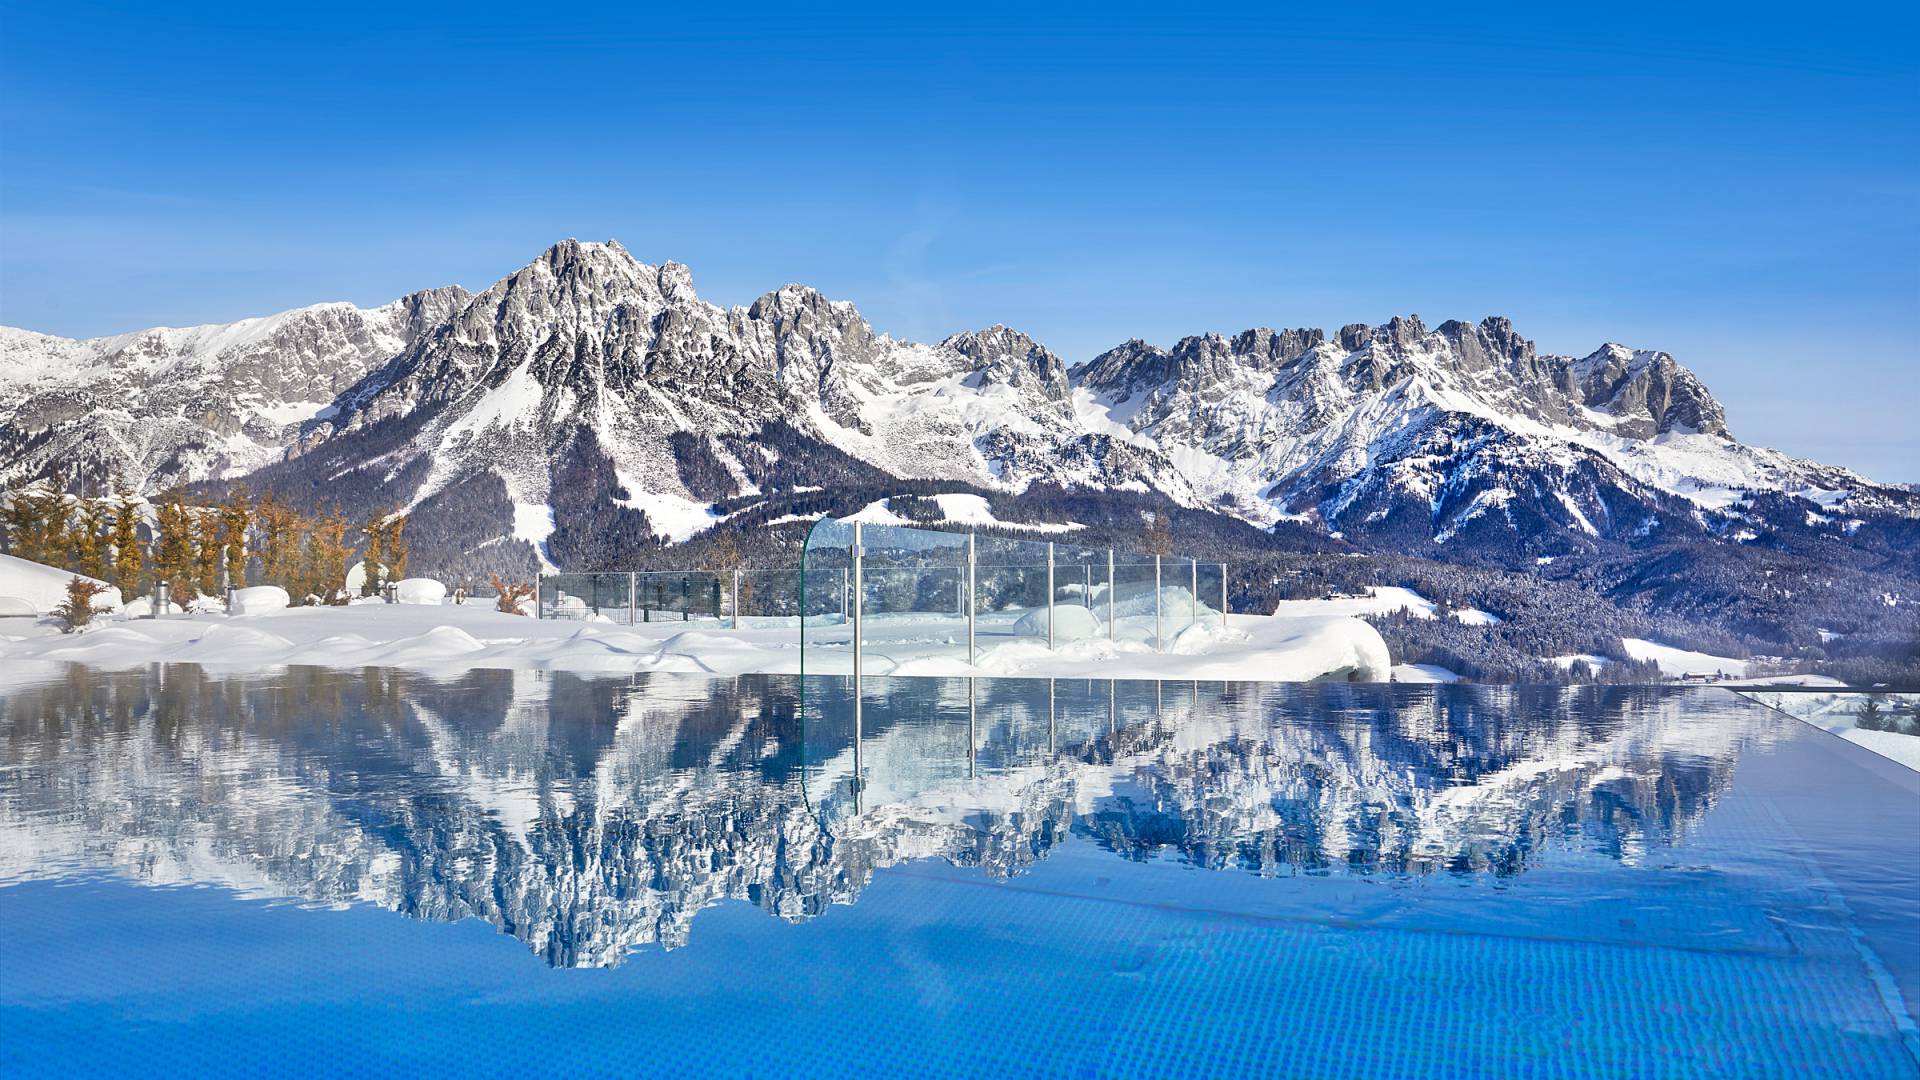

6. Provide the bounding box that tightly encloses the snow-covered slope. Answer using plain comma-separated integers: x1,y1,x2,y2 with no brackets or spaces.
1072,316,1911,549
287,241,1195,525
0,552,121,614
0,286,470,490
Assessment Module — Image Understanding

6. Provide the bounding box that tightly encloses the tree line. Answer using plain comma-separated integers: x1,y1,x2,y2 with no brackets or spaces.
1,482,408,605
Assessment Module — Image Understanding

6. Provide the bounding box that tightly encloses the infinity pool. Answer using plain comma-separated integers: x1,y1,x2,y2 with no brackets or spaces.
1,664,1915,1077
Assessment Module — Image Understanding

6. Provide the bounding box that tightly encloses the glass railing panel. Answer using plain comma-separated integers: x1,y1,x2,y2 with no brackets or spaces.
799,517,1229,668
1108,556,1164,649
1050,552,1106,644
731,568,805,624
1195,561,1227,635
539,573,594,619
630,571,724,624
973,562,1052,652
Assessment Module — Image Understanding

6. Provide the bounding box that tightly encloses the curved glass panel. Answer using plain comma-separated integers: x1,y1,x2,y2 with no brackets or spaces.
801,518,1227,670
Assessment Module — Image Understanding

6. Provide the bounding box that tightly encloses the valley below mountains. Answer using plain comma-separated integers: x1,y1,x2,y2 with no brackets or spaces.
3,238,1916,683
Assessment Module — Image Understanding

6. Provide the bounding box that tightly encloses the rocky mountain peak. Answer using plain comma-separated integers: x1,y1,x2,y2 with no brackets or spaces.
1228,327,1325,368
1073,338,1174,398
944,325,1069,400
1383,314,1428,349
1570,344,1729,438
380,285,475,340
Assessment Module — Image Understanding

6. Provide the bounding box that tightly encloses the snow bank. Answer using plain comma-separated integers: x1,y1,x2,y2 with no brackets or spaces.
927,493,1081,534
1394,663,1464,683
1272,585,1498,626
0,602,1395,685
393,578,447,605
1012,604,1102,640
0,552,123,615
1621,638,1748,678
230,586,289,615
1111,584,1215,621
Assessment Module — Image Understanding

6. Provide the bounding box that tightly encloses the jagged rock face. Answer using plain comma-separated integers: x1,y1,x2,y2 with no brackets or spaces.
0,286,470,490
1570,343,1728,437
296,240,1190,516
1070,311,1903,548
942,325,1072,403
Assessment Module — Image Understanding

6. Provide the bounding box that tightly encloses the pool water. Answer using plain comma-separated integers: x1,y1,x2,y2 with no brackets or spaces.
1,664,1915,1078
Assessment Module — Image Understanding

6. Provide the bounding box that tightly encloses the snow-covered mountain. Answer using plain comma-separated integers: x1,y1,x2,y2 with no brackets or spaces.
2,238,1910,573
288,239,1195,525
1073,315,1906,553
0,286,470,491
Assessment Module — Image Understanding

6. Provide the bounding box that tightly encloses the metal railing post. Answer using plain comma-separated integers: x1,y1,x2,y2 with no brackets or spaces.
967,532,977,667
1220,563,1228,629
1047,541,1056,651
851,522,863,806
1190,557,1198,634
1106,548,1115,642
629,571,637,626
851,522,863,684
967,677,977,779
535,574,543,620
1154,554,1162,652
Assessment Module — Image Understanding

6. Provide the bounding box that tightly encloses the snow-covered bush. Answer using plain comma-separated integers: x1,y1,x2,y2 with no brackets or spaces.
185,593,227,615
231,586,290,615
1014,604,1102,640
394,578,447,605
53,577,115,633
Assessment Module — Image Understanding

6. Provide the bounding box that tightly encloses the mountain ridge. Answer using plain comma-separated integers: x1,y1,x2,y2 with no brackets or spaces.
2,238,1912,582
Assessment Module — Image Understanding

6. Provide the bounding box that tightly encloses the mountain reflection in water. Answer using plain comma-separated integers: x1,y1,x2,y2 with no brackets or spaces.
0,664,1782,968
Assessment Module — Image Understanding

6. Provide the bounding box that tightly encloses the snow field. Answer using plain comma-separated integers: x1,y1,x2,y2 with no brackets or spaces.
0,600,1391,684
0,553,123,615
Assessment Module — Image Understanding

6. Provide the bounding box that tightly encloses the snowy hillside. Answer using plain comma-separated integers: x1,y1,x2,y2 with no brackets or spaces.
0,286,470,490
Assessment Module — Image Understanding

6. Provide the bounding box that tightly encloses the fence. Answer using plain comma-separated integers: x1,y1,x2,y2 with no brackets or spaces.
532,521,1228,674
798,519,1225,678
536,568,810,626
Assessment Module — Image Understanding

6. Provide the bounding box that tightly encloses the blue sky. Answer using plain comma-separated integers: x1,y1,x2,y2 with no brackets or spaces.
3,2,1915,480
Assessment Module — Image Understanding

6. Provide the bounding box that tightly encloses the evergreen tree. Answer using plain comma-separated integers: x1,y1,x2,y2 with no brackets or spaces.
109,492,145,600
2,483,68,565
70,499,110,580
152,491,197,596
360,510,386,596
256,494,301,594
303,506,351,602
194,507,223,596
0,486,32,558
220,491,251,590
383,512,408,582
1855,695,1887,732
